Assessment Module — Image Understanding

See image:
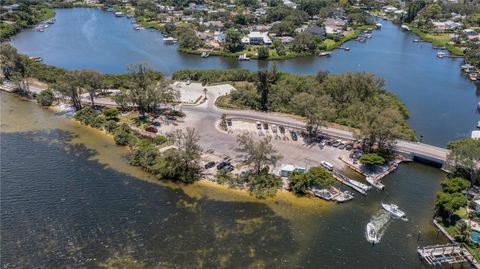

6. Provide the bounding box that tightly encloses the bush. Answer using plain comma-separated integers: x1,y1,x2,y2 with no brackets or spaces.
248,168,282,198
74,107,99,126
258,46,269,59
35,89,55,106
104,120,118,133
102,108,120,121
360,153,385,167
152,135,167,145
113,123,132,146
172,69,257,83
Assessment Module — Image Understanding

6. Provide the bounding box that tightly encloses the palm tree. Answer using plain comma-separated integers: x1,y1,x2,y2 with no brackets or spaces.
455,221,470,243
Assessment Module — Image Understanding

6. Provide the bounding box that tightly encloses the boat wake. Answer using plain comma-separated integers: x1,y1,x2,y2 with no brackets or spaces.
366,210,392,244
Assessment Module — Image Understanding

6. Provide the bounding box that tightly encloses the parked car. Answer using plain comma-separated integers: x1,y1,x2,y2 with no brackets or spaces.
204,161,215,169
271,124,277,133
345,143,353,150
145,125,158,133
217,161,229,170
263,122,269,130
166,115,177,120
279,125,285,134
320,140,326,148
186,80,192,85
332,140,340,147
227,119,232,126
338,142,346,149
256,121,262,130
151,119,161,126
290,131,298,141
223,164,234,171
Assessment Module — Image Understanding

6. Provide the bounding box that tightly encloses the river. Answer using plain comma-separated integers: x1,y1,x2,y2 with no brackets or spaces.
8,8,478,147
0,92,454,268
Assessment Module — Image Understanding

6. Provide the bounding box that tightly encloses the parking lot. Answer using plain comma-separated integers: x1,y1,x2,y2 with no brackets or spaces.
219,119,358,174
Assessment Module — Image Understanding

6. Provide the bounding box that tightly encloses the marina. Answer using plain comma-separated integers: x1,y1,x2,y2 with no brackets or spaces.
418,244,477,267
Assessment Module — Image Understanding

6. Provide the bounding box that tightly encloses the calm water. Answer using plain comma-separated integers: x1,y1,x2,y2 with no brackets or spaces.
9,8,478,147
0,92,460,268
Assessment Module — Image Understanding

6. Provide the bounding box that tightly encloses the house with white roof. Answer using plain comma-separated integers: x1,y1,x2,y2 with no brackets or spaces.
242,31,272,45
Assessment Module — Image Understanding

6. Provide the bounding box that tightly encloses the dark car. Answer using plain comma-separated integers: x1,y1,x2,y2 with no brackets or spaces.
290,131,298,141
223,164,234,171
204,161,215,169
279,125,285,134
227,119,232,126
263,122,269,130
345,143,353,150
145,125,158,133
217,161,229,170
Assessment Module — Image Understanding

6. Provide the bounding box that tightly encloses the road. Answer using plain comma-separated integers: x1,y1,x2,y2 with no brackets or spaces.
1,81,450,164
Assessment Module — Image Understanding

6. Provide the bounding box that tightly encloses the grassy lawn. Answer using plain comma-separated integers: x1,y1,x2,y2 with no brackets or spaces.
323,39,337,50
408,25,464,56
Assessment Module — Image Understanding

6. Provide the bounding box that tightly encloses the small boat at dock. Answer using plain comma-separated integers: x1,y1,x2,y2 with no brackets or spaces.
311,187,332,201
348,179,371,193
366,222,378,243
318,52,331,57
376,23,382,29
469,73,478,81
413,38,420,42
382,203,406,219
436,52,446,58
401,25,410,31
114,12,124,17
238,53,250,61
477,121,480,129
200,52,210,58
366,177,385,190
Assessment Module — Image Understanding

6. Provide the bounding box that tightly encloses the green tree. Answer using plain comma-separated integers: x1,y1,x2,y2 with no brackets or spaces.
360,153,385,167
77,70,103,107
257,46,269,60
225,29,244,52
125,63,179,116
454,221,470,243
35,89,55,106
177,28,202,49
435,192,468,219
289,166,335,194
441,177,470,194
114,123,133,146
54,71,83,110
447,138,480,184
248,168,283,198
292,32,317,53
236,133,282,175
256,64,279,111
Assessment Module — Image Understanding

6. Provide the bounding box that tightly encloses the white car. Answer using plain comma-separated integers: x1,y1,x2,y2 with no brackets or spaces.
186,80,192,85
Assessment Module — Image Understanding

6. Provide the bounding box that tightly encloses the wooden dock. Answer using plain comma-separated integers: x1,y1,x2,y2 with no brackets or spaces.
331,169,369,195
418,243,477,267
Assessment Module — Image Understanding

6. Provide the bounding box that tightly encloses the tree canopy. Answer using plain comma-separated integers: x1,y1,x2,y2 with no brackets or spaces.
447,138,480,184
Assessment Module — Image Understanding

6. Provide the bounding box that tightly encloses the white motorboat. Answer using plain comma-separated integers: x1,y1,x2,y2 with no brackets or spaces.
366,177,385,190
382,203,406,219
366,222,378,243
437,52,446,58
200,52,210,58
376,23,382,29
319,52,331,57
334,190,354,202
348,179,371,192
477,121,480,129
163,37,177,43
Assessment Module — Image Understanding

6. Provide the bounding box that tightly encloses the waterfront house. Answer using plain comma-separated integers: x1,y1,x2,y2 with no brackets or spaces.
304,26,326,37
432,21,462,31
242,31,272,45
254,8,267,17
204,21,224,29
383,6,398,13
214,32,226,44
324,18,346,34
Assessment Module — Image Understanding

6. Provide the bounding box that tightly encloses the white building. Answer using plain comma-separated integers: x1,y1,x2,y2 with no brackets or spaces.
242,31,272,45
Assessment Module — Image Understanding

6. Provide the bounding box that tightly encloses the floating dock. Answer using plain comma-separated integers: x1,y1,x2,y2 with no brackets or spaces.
418,243,477,267
331,170,370,195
